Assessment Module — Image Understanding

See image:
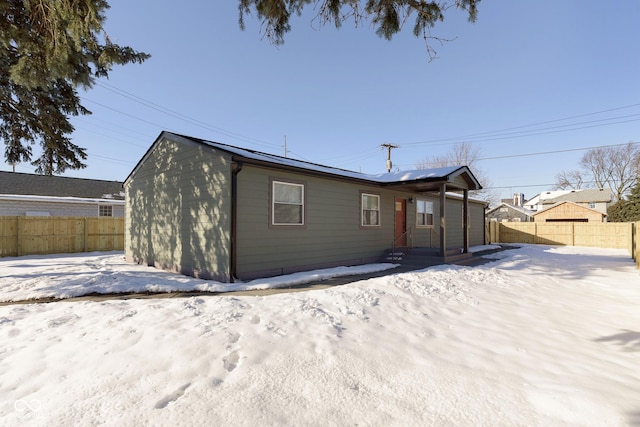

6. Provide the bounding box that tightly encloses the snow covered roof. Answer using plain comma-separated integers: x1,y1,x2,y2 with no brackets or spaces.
524,190,570,207
532,200,607,217
543,188,613,204
0,171,124,200
524,188,613,209
126,132,483,193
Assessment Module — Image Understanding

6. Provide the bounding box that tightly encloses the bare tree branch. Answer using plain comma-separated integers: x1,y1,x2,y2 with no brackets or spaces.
557,142,640,202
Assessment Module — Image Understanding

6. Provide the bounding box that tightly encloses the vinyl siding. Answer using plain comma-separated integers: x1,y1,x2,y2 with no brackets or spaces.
236,165,487,278
445,198,464,248
451,174,470,189
236,166,402,279
125,136,232,281
469,202,486,246
0,200,124,217
486,205,532,223
442,197,486,248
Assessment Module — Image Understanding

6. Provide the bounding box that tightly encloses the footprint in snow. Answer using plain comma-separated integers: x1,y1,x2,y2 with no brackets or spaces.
223,351,240,372
154,383,191,409
47,314,80,328
227,331,241,344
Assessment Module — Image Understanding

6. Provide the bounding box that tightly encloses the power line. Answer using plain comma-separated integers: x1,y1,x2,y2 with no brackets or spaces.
394,141,639,168
401,103,640,147
484,179,617,190
93,81,279,149
90,154,136,166
315,106,640,170
77,86,640,178
73,124,148,149
82,97,174,130
436,103,640,141
475,141,639,162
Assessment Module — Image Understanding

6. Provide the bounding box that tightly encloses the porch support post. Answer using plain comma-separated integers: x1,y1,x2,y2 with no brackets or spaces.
463,189,469,254
439,183,446,257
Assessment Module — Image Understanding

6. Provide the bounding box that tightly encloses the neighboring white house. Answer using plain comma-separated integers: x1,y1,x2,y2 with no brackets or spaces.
523,189,612,216
523,190,572,212
0,171,124,217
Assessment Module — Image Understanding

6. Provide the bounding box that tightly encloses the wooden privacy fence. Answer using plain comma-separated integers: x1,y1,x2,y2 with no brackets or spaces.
0,216,124,257
487,221,639,269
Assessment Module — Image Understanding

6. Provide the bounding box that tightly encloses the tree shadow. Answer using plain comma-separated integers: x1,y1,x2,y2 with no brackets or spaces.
491,244,636,281
126,135,230,281
626,411,640,427
593,329,640,352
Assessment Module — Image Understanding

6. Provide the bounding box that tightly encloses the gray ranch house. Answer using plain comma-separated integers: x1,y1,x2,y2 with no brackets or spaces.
125,132,486,282
486,202,534,222
0,171,124,217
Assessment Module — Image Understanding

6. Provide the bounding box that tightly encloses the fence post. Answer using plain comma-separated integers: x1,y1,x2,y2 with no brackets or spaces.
631,222,635,264
83,217,88,252
16,216,22,257
572,222,575,246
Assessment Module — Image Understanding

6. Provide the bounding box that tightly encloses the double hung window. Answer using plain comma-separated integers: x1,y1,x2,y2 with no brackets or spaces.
416,200,433,226
272,181,304,225
361,193,380,226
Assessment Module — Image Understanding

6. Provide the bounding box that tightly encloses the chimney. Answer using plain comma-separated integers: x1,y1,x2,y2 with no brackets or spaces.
512,193,525,207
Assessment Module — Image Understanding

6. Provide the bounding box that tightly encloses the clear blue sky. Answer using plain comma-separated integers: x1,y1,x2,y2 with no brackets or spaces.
4,1,639,202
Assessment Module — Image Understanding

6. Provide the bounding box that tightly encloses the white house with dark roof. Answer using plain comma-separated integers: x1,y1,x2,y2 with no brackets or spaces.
0,171,124,217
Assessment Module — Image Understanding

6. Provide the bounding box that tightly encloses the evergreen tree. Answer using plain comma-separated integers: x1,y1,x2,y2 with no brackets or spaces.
607,200,626,222
238,0,479,59
1,0,149,175
620,178,640,221
607,178,640,222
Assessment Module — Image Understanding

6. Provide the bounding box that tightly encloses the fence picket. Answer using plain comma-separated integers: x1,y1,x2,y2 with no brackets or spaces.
491,221,638,269
0,216,124,257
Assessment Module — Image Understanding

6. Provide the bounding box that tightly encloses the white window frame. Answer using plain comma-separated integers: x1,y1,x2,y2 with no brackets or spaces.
272,181,304,226
361,193,380,227
99,205,113,217
588,202,596,209
416,199,434,227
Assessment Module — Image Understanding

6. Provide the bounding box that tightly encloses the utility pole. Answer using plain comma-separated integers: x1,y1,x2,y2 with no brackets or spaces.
381,143,399,172
283,135,288,158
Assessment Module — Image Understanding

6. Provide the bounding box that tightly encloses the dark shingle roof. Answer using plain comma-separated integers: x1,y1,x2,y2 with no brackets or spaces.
126,132,483,194
0,171,124,200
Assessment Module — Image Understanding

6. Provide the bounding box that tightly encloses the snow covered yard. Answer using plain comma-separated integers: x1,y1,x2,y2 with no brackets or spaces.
1,245,639,426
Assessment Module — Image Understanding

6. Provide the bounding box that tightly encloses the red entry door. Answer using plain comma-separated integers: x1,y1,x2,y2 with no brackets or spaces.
394,198,407,247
